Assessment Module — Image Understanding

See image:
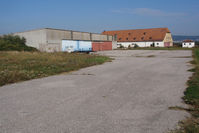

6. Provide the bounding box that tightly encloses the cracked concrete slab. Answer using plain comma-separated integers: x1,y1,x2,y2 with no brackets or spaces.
0,50,192,133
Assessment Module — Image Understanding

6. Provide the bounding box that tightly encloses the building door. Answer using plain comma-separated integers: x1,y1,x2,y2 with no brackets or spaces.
164,42,170,47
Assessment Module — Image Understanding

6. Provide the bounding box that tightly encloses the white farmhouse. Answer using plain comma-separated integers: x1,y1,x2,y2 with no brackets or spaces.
182,40,195,48
102,28,173,48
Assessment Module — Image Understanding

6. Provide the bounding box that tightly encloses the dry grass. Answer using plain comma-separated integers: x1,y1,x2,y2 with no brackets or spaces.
0,51,111,86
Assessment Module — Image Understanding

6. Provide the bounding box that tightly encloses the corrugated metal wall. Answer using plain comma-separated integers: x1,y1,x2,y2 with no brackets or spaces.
46,29,115,42
91,34,107,41
73,32,91,41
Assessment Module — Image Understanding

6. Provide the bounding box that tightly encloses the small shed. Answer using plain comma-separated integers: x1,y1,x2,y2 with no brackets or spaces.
182,40,195,48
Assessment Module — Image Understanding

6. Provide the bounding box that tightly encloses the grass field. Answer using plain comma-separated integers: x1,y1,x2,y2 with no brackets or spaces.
0,52,111,86
172,48,199,133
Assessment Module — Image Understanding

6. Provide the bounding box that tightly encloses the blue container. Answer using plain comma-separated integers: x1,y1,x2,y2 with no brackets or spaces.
78,41,92,52
62,40,92,52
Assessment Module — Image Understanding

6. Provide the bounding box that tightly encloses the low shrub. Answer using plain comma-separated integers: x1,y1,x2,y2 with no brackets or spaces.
0,52,111,86
0,34,37,51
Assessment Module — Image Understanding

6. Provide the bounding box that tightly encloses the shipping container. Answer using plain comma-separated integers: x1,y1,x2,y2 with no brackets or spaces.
62,40,92,52
62,40,78,52
78,41,92,52
92,42,112,51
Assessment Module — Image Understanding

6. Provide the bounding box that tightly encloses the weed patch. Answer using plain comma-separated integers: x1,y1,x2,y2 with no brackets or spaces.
0,52,111,86
170,48,199,133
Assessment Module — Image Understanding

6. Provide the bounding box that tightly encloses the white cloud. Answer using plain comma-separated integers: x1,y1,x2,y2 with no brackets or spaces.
111,8,186,17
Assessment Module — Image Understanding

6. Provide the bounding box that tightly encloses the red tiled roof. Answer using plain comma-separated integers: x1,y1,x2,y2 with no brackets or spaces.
183,40,194,42
102,28,170,42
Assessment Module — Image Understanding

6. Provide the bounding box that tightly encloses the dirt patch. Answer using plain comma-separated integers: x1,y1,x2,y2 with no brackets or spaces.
70,73,95,76
170,56,192,58
133,55,156,58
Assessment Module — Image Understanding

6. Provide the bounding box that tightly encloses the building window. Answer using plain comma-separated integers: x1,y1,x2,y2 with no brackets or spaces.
126,38,128,40
157,43,159,45
119,38,122,40
114,34,117,40
143,32,146,35
133,37,136,40
141,37,144,40
149,37,152,40
128,33,131,35
190,43,191,45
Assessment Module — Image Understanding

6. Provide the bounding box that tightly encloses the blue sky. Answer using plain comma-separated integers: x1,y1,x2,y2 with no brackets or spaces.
0,0,199,35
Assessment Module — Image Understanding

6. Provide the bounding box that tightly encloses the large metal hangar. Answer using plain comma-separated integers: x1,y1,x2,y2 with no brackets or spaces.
14,28,117,52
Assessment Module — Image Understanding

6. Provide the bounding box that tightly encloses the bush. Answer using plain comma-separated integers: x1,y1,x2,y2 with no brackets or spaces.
134,44,139,48
151,43,155,47
119,44,124,48
195,41,199,47
173,42,182,47
0,35,37,51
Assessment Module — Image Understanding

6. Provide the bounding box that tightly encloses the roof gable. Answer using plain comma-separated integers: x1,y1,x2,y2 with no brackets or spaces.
102,28,170,42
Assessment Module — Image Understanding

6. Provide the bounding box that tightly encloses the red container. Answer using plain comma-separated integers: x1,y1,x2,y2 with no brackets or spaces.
92,42,112,51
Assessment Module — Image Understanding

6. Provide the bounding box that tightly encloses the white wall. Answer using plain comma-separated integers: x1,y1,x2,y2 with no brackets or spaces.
182,42,195,48
112,41,118,49
154,42,164,47
117,41,164,48
117,42,134,48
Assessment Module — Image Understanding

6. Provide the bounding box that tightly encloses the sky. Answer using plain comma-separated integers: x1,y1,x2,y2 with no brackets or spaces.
0,0,199,35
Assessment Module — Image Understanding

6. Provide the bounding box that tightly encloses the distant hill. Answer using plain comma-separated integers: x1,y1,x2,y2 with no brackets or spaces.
172,35,199,42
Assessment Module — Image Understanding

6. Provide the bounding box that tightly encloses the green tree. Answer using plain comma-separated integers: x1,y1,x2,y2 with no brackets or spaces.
0,35,37,51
